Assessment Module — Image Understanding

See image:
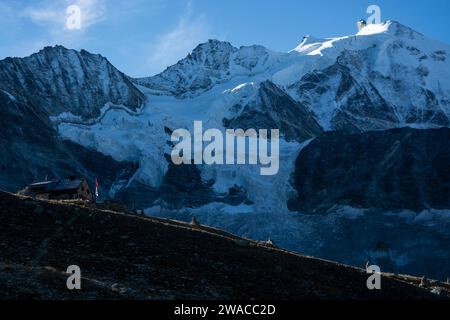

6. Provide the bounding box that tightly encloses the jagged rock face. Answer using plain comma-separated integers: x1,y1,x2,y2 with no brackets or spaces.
0,92,137,194
134,40,286,98
0,90,137,194
290,61,400,133
0,47,141,193
287,23,450,132
135,40,237,97
224,81,323,142
116,158,250,210
0,46,145,120
288,128,450,213
115,160,216,210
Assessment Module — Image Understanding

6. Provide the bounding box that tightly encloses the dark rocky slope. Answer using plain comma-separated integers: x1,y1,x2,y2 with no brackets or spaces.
0,47,142,193
224,81,323,142
289,127,450,213
0,46,145,120
0,191,448,300
0,90,137,195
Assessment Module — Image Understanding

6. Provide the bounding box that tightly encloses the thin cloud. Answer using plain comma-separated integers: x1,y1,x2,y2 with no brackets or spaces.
148,2,214,75
22,0,106,31
15,0,109,57
22,6,61,25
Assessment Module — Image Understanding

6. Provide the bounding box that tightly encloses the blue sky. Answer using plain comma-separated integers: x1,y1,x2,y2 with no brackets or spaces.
1,0,450,77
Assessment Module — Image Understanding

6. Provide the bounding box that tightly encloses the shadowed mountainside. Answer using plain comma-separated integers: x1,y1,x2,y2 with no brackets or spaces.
289,127,450,213
0,191,448,300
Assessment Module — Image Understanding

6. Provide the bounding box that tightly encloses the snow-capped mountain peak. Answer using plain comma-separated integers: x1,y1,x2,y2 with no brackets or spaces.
134,40,287,98
290,35,330,55
189,39,237,64
357,20,424,38
289,21,432,57
0,45,145,120
357,21,391,36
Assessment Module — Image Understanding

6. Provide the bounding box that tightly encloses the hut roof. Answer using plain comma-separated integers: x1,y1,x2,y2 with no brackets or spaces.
28,178,85,193
53,179,84,191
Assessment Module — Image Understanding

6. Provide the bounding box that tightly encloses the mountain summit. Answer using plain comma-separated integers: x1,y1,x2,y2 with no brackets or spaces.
135,39,287,97
0,45,145,120
1,20,449,280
